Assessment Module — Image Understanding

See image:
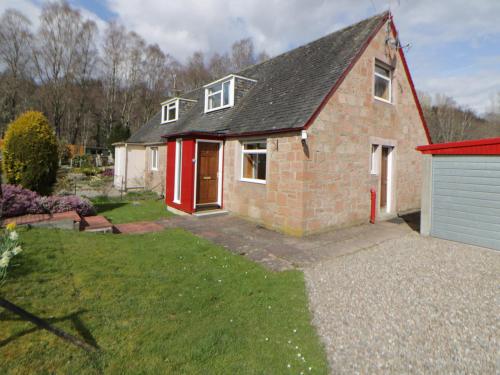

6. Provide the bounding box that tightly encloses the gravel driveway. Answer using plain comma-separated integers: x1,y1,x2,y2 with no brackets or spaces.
305,233,499,374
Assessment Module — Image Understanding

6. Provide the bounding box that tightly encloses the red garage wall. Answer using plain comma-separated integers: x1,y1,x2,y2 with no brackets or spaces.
165,138,196,213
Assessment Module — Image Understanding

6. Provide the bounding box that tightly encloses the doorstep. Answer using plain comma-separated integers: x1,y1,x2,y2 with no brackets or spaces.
193,209,228,218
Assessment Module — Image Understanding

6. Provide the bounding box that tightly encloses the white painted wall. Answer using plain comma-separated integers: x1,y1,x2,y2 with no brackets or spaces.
126,146,146,189
114,146,126,189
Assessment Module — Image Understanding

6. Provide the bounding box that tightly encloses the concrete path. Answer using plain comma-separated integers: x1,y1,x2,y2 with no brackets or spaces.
158,213,418,271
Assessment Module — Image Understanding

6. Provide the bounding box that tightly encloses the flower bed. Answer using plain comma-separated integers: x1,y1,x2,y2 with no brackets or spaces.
0,185,95,218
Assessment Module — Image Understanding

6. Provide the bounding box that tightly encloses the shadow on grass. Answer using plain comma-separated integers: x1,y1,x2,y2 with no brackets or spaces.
0,308,99,350
94,202,128,214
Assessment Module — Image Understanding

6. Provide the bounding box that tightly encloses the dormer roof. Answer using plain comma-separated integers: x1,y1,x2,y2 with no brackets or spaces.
129,12,403,143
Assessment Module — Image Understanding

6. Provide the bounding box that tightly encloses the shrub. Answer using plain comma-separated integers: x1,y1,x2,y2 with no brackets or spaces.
101,168,114,177
0,185,42,217
39,196,95,217
3,111,59,194
0,184,95,218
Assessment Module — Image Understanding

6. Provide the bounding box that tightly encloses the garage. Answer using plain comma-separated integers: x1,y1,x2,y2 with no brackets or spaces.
417,137,500,251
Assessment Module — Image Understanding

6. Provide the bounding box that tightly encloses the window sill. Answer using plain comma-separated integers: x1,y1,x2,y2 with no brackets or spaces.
204,104,233,114
240,178,266,185
151,168,158,172
374,96,393,105
161,119,177,124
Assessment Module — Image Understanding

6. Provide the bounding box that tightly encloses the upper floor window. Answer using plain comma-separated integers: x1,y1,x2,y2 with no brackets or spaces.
161,100,178,123
374,61,392,103
241,141,267,184
204,78,234,112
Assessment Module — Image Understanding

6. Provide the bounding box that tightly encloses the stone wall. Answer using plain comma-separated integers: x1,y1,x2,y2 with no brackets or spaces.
144,144,167,195
222,21,428,235
302,22,428,233
223,133,307,235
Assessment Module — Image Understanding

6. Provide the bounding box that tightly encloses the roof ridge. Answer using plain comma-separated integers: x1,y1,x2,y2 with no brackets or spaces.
172,11,389,97
236,11,389,77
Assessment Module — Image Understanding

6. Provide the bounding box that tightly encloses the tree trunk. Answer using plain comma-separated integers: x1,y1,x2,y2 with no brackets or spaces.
0,297,97,352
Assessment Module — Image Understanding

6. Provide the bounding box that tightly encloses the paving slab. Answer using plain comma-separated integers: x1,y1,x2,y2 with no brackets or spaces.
114,221,165,234
165,213,416,271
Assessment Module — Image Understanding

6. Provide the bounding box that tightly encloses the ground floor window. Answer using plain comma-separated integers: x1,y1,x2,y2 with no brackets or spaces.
370,144,379,175
151,147,158,171
241,140,267,183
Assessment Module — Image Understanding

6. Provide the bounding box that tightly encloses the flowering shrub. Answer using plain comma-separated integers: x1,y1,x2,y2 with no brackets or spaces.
0,184,96,218
0,223,22,284
1,184,42,217
101,168,114,177
39,195,96,217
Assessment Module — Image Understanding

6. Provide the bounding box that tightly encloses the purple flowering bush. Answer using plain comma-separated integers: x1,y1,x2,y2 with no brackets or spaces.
1,184,42,217
101,168,114,177
0,184,96,218
39,196,96,217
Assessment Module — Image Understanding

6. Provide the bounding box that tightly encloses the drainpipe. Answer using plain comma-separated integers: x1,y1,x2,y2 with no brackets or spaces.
370,188,376,224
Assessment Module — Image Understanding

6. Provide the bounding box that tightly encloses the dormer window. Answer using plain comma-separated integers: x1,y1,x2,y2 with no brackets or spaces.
205,78,234,112
161,99,178,123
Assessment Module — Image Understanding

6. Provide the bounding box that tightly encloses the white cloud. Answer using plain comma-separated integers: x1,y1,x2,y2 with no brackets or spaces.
1,0,499,113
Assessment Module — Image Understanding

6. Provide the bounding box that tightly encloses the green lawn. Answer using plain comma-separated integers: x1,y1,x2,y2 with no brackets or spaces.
92,195,173,224
0,228,328,374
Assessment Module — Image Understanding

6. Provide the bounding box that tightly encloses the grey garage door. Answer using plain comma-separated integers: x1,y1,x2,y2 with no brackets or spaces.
432,155,500,251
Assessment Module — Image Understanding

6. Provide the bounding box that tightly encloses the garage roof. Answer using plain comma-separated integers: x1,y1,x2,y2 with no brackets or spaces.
417,137,500,155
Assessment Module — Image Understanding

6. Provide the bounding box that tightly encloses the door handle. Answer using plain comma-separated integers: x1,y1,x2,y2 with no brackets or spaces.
203,176,211,180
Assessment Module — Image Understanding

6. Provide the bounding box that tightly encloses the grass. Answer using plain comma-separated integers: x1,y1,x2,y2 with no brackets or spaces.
91,193,173,224
0,228,328,374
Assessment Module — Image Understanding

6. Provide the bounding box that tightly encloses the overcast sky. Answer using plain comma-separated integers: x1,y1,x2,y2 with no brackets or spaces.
2,0,499,114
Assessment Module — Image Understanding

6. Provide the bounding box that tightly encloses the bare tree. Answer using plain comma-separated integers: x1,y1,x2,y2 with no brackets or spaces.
420,93,473,143
120,31,146,130
208,52,231,79
231,38,256,71
101,21,127,137
179,51,210,91
0,9,33,130
68,20,98,144
256,50,270,64
142,44,169,121
32,1,84,138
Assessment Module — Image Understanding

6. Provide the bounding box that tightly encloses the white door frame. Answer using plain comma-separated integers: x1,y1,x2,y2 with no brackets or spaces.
380,145,394,214
193,139,223,209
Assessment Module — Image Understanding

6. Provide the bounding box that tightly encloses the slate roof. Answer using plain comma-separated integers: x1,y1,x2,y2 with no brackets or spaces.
128,11,388,143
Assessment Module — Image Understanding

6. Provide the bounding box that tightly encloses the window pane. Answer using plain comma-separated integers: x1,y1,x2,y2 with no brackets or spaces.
374,75,390,100
209,92,221,109
244,142,266,150
375,65,390,77
222,81,230,105
256,154,266,180
243,154,255,179
168,106,176,120
208,82,222,94
242,153,266,180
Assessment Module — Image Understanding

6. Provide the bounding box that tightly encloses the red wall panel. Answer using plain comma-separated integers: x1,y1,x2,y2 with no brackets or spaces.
165,139,196,213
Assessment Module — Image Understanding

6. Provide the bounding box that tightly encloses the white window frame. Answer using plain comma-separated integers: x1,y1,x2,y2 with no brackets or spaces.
173,139,182,203
161,99,179,123
204,77,234,113
240,140,267,184
370,144,379,175
151,147,158,171
373,61,392,104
